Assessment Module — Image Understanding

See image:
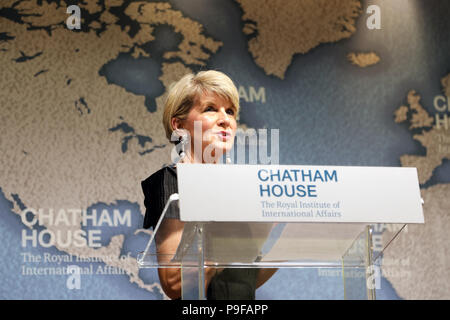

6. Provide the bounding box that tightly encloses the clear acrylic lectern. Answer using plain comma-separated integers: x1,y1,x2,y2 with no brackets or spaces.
137,216,407,300
137,164,423,300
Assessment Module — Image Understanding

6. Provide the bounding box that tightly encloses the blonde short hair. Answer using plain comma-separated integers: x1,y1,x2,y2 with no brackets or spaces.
162,70,240,142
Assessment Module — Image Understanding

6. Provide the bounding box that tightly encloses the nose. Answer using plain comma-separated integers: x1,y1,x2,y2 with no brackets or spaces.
217,108,231,127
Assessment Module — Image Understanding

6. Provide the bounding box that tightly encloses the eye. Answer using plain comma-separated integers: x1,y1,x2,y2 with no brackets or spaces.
204,105,216,112
226,108,235,116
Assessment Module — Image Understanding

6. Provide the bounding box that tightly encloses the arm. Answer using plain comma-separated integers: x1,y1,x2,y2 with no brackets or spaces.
155,218,217,299
256,268,278,289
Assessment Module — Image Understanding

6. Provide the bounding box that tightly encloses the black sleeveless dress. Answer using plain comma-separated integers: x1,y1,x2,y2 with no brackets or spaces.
141,166,259,300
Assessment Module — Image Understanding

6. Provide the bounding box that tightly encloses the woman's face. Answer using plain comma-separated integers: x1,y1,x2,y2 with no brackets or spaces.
177,91,237,163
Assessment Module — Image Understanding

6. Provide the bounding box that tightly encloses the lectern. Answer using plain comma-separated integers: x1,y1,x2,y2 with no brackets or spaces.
138,164,424,300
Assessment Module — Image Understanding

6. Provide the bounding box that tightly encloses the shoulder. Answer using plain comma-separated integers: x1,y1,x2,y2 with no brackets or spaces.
141,165,177,189
140,165,178,230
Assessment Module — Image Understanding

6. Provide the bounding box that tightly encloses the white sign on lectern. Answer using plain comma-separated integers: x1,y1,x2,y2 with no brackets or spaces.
177,164,424,224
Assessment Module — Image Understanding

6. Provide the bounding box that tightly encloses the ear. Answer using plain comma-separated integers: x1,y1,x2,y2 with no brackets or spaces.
171,117,182,130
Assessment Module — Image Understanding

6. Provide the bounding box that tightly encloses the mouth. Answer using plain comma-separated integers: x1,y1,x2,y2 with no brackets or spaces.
216,131,231,141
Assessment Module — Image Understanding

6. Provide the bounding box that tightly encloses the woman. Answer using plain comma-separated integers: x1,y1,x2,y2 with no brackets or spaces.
141,70,276,300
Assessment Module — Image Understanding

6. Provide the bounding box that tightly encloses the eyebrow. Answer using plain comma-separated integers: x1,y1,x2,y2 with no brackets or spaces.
202,101,236,112
201,99,217,106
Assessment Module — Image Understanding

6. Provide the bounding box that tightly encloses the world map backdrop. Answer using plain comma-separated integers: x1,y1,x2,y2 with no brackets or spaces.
1,0,449,299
